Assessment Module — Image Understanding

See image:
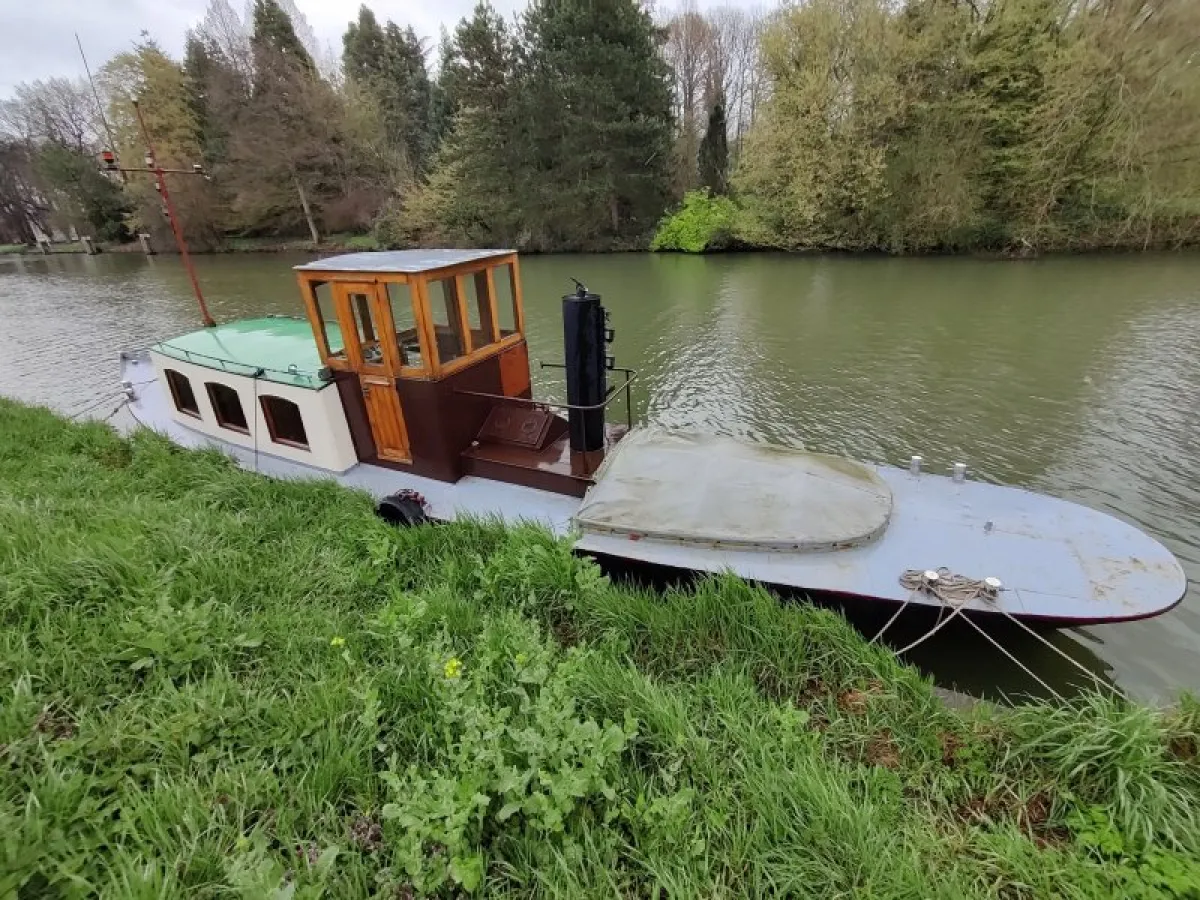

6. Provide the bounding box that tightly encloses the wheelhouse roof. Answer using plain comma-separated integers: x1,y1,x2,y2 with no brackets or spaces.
294,249,514,275
152,316,334,390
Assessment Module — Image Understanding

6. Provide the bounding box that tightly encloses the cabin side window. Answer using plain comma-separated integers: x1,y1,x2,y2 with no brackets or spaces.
492,263,521,337
312,281,345,362
260,395,308,449
461,271,498,351
165,368,200,418
386,282,425,370
206,382,249,434
426,277,468,365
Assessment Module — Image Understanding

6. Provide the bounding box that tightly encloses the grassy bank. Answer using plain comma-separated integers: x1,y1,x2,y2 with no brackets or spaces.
1,399,1198,898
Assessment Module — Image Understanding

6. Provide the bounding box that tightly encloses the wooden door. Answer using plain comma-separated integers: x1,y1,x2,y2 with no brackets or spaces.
361,375,411,463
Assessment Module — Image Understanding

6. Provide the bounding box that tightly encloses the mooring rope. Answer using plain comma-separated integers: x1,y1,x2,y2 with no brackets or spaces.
899,567,1000,607
890,566,1118,699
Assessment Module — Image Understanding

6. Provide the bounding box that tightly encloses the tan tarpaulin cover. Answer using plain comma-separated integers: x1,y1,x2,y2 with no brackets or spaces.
576,428,894,551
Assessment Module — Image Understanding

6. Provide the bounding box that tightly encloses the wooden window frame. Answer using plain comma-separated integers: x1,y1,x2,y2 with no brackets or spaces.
164,368,201,418
205,382,250,435
296,253,526,381
259,395,309,450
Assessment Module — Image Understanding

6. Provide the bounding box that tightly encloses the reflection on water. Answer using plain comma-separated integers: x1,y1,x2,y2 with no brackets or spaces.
1,250,1197,702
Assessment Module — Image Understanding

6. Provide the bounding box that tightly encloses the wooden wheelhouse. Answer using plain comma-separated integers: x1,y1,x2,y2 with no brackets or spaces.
295,250,625,496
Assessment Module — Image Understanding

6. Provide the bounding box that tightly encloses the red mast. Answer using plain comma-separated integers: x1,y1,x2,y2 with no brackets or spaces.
104,102,216,328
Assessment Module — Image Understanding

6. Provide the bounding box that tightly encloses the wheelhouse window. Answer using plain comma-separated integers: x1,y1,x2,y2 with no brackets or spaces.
386,282,425,370
492,263,521,337
311,281,345,361
164,368,200,418
462,271,497,351
427,276,468,365
347,288,384,367
205,382,249,434
260,395,308,449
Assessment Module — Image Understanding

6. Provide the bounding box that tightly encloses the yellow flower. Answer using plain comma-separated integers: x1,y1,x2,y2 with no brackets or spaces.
444,657,463,679
330,636,346,648
514,653,528,667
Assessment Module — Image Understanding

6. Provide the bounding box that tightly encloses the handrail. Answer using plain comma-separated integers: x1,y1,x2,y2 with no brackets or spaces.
453,366,638,430
155,342,332,386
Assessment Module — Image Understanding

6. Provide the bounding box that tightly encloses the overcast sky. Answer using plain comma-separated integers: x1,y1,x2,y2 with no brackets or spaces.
0,0,531,98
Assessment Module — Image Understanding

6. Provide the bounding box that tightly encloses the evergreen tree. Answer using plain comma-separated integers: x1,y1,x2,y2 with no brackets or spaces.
383,24,433,173
342,9,433,174
343,5,387,85
518,0,674,249
698,98,728,195
250,0,314,79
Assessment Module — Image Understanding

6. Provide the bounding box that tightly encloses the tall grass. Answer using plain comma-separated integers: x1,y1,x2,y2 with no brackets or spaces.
1,398,1198,898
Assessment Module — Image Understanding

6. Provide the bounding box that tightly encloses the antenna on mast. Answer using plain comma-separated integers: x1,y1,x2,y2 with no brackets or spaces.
75,33,124,184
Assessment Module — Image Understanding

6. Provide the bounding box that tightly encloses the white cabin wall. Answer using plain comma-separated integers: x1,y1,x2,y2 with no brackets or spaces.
148,352,358,473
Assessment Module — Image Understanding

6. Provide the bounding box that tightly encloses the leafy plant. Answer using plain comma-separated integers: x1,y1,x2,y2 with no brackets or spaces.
650,189,740,253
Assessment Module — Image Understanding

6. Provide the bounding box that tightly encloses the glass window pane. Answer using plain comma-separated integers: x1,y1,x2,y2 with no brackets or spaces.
427,277,467,365
348,289,384,366
493,264,519,337
386,282,425,370
313,282,345,359
462,272,496,350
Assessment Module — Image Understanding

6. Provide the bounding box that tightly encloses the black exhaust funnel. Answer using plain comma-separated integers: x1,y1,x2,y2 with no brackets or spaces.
562,280,607,453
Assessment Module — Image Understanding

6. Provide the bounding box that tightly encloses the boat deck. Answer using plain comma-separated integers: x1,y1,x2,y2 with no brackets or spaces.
120,351,1187,626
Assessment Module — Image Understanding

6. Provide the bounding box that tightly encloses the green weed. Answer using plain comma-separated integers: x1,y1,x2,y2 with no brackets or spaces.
1,398,1198,898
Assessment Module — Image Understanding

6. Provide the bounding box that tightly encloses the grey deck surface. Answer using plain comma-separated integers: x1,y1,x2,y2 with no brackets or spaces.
119,352,1186,625
576,458,1187,624
576,428,893,551
294,249,513,274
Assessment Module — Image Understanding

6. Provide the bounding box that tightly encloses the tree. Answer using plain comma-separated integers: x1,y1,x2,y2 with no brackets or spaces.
0,140,48,243
398,2,520,247
101,39,221,249
250,0,314,76
343,8,433,175
517,0,675,249
663,2,715,192
698,96,728,194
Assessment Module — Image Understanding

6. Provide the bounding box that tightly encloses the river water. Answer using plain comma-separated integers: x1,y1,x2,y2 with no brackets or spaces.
1,250,1197,703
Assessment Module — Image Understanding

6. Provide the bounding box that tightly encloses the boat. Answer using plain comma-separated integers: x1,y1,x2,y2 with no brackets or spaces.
116,249,1187,627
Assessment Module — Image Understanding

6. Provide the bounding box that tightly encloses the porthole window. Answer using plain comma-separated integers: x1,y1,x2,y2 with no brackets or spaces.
205,383,249,434
260,395,309,449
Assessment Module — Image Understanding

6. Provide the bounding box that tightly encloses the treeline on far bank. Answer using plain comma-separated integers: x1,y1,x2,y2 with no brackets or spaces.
1,0,1198,257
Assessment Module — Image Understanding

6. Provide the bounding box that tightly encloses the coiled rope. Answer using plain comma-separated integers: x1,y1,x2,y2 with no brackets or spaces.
884,566,1118,699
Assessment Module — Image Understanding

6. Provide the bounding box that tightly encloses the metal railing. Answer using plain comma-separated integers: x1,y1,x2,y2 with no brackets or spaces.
155,342,332,387
454,363,638,430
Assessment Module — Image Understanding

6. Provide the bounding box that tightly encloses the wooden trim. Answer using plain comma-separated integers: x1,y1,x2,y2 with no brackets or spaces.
204,382,250,435
332,284,365,370
164,368,201,418
509,255,526,335
436,333,524,378
379,281,431,378
453,275,474,355
298,270,382,284
259,395,310,451
412,275,442,379
480,269,500,344
296,275,332,361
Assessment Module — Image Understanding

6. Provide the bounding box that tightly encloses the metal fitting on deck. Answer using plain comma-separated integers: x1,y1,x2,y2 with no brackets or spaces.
910,455,922,475
952,462,967,483
983,576,1003,600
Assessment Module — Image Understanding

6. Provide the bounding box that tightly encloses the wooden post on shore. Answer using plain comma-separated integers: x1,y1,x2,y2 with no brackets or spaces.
138,233,156,255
